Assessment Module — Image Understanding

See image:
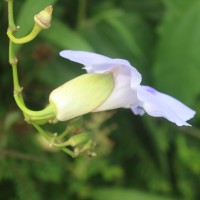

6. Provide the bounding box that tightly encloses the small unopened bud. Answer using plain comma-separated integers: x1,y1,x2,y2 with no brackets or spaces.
34,5,53,29
67,132,90,147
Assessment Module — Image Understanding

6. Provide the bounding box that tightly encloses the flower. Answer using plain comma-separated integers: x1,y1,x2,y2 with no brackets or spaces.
50,50,195,126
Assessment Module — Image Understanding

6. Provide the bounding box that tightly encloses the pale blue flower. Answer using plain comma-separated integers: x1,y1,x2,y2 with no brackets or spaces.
58,50,195,126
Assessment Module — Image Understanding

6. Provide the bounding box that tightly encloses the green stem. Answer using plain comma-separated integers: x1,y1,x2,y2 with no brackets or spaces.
8,0,25,106
8,0,16,30
12,61,56,119
62,148,75,157
32,122,52,141
7,23,42,44
12,62,26,105
57,125,73,139
53,132,89,148
8,0,16,63
51,140,71,148
14,95,55,120
32,123,76,157
8,0,56,122
12,63,20,93
27,114,55,121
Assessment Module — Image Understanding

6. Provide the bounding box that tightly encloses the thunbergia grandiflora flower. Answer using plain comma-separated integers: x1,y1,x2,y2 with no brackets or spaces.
49,50,195,126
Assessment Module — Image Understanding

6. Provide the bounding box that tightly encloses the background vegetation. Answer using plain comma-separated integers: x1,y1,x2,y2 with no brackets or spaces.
1,0,200,199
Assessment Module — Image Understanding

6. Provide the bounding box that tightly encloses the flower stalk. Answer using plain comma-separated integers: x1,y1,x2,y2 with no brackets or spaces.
7,23,42,44
7,1,55,123
7,5,53,44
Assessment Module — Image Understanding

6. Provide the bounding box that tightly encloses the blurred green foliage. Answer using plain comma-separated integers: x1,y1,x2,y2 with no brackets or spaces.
1,0,200,199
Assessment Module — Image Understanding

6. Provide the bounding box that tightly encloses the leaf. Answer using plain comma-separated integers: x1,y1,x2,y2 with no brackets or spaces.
40,19,93,51
152,0,200,105
92,188,176,200
88,8,144,59
37,58,84,87
105,17,144,61
84,11,154,79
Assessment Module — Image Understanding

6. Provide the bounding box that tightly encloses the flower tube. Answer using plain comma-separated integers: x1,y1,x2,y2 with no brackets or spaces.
50,50,195,126
50,73,115,121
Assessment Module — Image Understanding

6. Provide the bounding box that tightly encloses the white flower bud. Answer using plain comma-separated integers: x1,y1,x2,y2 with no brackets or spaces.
34,5,53,29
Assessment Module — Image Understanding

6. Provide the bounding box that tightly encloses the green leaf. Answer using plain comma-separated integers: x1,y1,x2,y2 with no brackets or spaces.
40,19,93,51
105,17,144,61
37,59,83,87
84,11,154,78
92,188,176,200
153,1,200,105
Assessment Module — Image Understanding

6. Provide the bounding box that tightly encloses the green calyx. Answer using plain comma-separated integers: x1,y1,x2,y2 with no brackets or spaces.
49,73,115,121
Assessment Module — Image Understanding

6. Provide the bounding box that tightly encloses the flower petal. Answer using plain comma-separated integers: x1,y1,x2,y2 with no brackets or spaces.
132,106,145,116
60,50,130,71
60,50,142,87
94,71,138,111
135,85,195,126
